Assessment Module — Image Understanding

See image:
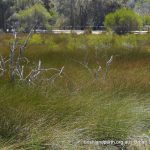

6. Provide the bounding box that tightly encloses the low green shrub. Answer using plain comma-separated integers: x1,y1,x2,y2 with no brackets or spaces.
30,34,43,44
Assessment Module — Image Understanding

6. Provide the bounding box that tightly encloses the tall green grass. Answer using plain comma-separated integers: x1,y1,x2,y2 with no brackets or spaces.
0,33,150,149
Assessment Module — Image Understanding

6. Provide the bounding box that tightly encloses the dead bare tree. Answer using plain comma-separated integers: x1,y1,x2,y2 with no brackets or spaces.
9,29,17,81
0,26,65,85
69,55,113,91
72,55,113,81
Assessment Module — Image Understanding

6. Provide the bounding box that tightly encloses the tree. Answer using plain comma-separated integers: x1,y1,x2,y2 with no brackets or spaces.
10,1,55,31
133,0,150,14
104,8,143,34
0,0,14,30
55,0,72,27
42,0,52,11
77,0,89,29
55,0,125,29
92,0,125,28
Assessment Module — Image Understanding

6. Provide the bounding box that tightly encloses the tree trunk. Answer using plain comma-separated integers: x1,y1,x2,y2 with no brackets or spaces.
70,0,75,30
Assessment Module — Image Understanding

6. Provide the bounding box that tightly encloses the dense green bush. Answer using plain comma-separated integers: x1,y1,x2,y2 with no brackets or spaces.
144,15,150,25
104,8,143,34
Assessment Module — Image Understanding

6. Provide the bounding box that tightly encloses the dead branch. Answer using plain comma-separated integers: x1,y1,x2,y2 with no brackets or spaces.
0,24,66,86
103,55,113,80
9,29,17,81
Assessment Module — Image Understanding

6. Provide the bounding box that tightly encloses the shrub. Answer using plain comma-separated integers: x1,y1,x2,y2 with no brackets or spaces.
144,15,150,25
104,8,143,34
30,34,42,44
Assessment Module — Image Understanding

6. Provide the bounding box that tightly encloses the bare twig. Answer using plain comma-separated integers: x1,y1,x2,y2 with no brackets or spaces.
9,29,17,81
19,26,34,56
71,58,93,76
103,55,113,80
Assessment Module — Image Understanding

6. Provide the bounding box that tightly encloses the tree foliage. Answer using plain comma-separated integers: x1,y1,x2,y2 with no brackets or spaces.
104,8,143,34
12,3,53,31
143,15,150,25
0,0,149,31
1,0,56,31
55,0,123,29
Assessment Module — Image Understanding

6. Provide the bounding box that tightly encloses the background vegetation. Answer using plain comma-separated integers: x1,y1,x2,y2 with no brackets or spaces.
0,0,150,32
104,8,143,34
